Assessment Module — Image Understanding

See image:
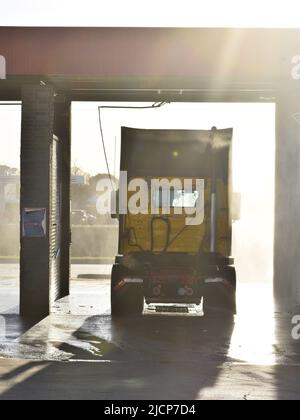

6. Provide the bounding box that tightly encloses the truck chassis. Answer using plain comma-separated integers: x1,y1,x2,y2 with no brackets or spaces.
111,252,236,317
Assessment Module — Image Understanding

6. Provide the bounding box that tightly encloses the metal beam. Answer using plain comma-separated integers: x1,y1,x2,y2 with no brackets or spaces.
0,28,292,79
0,27,299,101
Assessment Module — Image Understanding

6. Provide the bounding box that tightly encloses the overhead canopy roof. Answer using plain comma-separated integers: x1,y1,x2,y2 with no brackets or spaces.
0,27,299,101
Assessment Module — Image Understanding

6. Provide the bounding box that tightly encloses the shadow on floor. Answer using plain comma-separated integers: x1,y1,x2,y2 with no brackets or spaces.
0,313,37,342
0,313,235,400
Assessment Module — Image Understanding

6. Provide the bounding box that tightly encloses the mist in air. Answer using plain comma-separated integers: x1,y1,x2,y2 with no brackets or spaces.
71,102,275,284
0,102,275,284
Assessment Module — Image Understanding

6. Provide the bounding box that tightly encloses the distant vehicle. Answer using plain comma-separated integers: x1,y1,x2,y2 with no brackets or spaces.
71,210,97,225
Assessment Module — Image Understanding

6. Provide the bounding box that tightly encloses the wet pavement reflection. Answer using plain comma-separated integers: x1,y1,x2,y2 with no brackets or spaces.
0,271,300,399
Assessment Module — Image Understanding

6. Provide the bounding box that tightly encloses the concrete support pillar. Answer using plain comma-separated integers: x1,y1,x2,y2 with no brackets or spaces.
20,85,55,319
20,86,72,320
274,91,300,312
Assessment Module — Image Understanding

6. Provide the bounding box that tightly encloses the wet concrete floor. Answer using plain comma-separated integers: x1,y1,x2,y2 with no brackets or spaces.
0,264,300,400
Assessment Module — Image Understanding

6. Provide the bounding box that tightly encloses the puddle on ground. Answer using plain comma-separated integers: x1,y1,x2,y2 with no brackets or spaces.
50,335,124,361
0,336,124,362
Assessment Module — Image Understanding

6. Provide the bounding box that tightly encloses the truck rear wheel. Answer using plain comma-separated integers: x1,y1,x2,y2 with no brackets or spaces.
203,266,237,316
111,265,144,317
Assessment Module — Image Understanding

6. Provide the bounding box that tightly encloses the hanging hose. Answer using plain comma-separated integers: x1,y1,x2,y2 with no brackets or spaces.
150,216,171,253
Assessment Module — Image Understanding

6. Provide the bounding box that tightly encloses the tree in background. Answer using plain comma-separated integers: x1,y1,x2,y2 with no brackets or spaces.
71,166,90,210
71,167,118,224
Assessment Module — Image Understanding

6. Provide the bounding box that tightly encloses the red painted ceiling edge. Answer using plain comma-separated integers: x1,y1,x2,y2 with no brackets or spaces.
0,27,298,82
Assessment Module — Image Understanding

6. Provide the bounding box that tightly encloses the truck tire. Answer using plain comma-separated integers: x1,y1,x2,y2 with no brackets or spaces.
111,264,144,317
203,266,237,316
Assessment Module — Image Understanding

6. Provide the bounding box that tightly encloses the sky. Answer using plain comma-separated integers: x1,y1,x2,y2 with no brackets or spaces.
0,0,299,27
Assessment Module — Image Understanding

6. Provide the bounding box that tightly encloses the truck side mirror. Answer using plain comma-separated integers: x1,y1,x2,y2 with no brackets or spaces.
232,192,241,221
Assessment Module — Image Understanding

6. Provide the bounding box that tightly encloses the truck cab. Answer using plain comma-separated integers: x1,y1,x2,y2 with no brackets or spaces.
111,127,236,317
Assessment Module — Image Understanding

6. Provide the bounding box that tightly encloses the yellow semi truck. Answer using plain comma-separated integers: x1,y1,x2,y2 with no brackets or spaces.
111,126,236,316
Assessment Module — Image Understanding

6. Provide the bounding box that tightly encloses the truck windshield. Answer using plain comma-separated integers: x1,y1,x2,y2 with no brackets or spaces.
154,189,199,208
